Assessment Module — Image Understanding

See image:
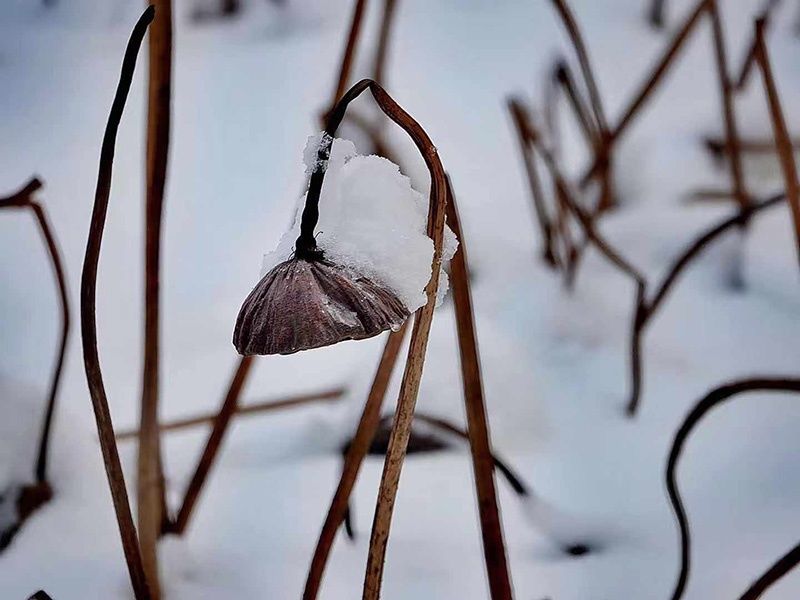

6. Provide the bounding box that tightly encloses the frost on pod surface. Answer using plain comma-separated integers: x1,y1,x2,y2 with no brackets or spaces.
233,135,457,356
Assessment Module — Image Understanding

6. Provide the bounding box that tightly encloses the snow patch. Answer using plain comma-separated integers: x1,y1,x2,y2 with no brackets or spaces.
262,135,458,313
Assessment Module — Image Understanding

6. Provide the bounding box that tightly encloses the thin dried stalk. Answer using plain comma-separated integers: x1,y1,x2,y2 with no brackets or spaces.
372,0,398,87
115,387,344,440
139,0,172,591
303,324,409,600
666,377,800,600
0,178,70,485
548,0,607,135
552,60,599,148
739,541,800,600
445,181,513,598
328,0,368,116
708,0,749,213
507,98,558,268
548,0,614,209
80,7,155,599
734,0,781,91
753,18,800,269
170,356,254,534
611,0,709,150
301,79,450,600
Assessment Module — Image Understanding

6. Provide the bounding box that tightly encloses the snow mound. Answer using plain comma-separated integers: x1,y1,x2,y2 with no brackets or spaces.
263,134,458,313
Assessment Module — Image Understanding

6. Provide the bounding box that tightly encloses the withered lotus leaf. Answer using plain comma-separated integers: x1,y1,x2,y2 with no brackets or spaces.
233,257,410,356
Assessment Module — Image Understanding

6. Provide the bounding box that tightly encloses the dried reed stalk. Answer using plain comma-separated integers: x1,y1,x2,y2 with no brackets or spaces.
328,0,368,117
139,0,172,591
115,387,345,440
445,181,513,598
665,377,800,600
80,7,155,599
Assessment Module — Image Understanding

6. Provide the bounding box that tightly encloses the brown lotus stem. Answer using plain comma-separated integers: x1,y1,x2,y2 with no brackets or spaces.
548,0,615,210
0,178,70,486
708,0,749,214
80,7,155,599
552,60,599,148
303,324,409,600
612,0,709,151
507,98,558,268
138,0,172,591
170,356,254,534
739,541,800,600
328,0,368,116
115,387,345,440
753,18,800,270
666,377,800,600
734,0,781,91
372,0,398,88
548,0,607,136
296,79,450,600
445,180,513,598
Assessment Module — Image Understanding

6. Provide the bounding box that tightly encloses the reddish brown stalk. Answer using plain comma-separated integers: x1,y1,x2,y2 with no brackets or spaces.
548,0,607,135
115,387,345,440
328,0,368,116
708,0,749,214
739,541,800,600
507,98,558,268
300,79,448,600
547,0,614,210
552,60,599,148
372,0,398,88
0,178,70,486
80,7,155,599
753,18,800,269
734,0,781,91
169,356,254,534
139,0,172,591
611,0,710,150
303,324,408,600
666,377,800,600
446,182,514,598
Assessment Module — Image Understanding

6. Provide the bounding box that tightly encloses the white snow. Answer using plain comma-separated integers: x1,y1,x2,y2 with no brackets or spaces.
263,134,458,312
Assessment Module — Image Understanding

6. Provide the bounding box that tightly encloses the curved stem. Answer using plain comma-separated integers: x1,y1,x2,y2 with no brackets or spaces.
0,178,70,486
665,377,800,600
29,202,70,484
80,7,155,599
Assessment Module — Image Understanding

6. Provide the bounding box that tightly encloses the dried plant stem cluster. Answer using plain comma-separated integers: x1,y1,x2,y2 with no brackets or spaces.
0,177,69,548
511,0,800,416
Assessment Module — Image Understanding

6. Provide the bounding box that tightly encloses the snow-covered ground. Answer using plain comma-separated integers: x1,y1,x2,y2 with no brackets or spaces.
1,0,799,598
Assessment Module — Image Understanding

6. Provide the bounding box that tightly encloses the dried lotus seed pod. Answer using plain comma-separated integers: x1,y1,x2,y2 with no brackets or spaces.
233,257,409,356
